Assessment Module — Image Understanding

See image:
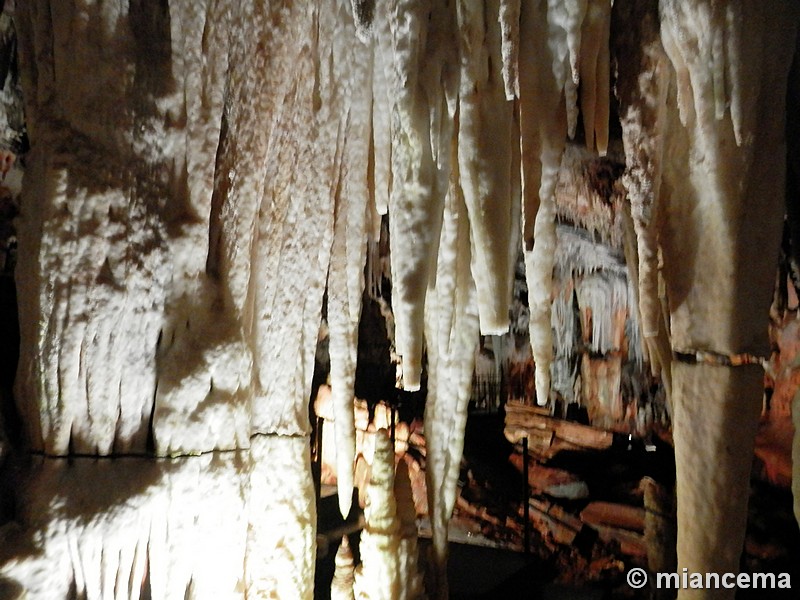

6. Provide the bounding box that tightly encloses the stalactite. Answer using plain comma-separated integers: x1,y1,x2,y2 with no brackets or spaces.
520,0,615,406
550,213,644,409
327,0,374,518
579,0,611,156
13,0,182,455
385,0,450,391
5,2,362,598
371,1,393,218
574,274,626,355
518,0,571,406
456,0,516,335
350,0,375,42
498,0,521,101
556,0,586,139
422,156,479,599
656,0,793,361
248,1,347,439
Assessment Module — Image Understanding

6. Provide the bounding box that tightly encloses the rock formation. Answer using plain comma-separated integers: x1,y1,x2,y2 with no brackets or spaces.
0,1,798,599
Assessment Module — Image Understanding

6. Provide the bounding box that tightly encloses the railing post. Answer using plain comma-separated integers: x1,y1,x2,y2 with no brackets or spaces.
522,435,530,555
313,416,324,506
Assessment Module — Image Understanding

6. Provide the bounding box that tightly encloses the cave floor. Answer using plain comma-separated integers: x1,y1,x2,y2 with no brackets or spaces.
313,534,610,599
313,410,799,598
417,539,608,600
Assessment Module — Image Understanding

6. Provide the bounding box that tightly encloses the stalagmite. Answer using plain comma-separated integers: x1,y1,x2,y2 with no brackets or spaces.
331,536,356,600
395,458,425,600
654,2,799,597
422,159,480,598
354,430,401,600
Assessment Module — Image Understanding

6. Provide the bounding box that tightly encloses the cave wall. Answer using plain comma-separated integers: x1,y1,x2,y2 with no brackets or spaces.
1,1,367,596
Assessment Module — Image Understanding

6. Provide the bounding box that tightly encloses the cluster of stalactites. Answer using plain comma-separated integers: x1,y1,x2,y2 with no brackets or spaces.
335,0,613,394
550,227,644,405
326,1,616,589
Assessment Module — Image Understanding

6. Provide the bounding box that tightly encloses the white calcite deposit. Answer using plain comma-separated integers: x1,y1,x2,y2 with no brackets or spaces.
2,1,799,600
331,535,357,600
0,436,314,599
354,430,401,600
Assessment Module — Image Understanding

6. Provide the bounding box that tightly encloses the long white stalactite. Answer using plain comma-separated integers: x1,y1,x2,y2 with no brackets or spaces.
385,0,448,392
456,0,516,335
326,0,374,519
499,0,521,101
579,0,611,156
422,160,480,599
371,2,393,219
